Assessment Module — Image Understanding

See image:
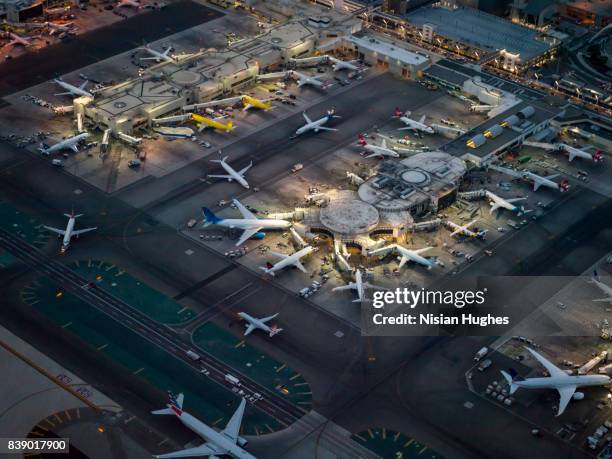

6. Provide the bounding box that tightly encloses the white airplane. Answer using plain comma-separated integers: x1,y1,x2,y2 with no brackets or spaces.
445,219,487,239
54,78,93,98
238,312,282,337
357,134,399,159
332,269,387,303
501,348,611,416
259,246,314,276
368,244,435,270
45,22,76,35
44,212,97,253
485,191,532,216
140,44,176,64
38,132,89,155
207,153,252,189
393,108,434,134
290,71,329,89
116,0,141,7
295,109,340,136
152,393,256,459
5,32,31,47
488,164,570,192
202,198,291,247
328,56,359,72
589,274,612,303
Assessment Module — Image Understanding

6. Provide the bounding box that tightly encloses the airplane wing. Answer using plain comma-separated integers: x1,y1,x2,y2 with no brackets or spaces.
364,152,379,159
544,174,559,180
450,227,463,237
140,57,160,61
79,81,88,89
207,174,233,180
244,324,257,336
155,443,225,459
593,298,612,302
505,197,527,203
268,251,288,260
43,226,66,236
238,161,253,176
260,313,278,323
293,260,307,273
221,398,246,442
236,226,262,247
70,144,79,153
398,255,409,269
398,126,416,131
363,282,387,290
381,138,387,149
55,91,73,96
419,115,426,124
302,112,312,124
316,126,337,131
413,247,432,255
232,199,256,220
556,385,577,417
533,180,542,191
332,284,354,292
526,348,567,378
368,245,395,256
72,227,97,236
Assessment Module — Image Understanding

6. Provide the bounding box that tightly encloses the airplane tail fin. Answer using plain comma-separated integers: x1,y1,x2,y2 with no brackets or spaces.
269,327,283,337
202,207,221,226
258,266,274,276
500,370,519,395
152,392,184,415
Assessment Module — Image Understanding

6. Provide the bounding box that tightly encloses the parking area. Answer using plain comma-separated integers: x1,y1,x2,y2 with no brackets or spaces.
352,428,444,459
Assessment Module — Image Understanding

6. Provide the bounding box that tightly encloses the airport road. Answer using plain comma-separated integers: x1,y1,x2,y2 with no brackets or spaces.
0,227,380,459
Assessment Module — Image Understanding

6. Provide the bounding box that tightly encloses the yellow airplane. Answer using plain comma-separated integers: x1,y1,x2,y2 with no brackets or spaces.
190,113,234,133
241,95,273,111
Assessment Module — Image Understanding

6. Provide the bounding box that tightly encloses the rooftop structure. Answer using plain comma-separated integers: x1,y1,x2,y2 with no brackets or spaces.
358,151,466,217
407,5,556,62
443,99,563,164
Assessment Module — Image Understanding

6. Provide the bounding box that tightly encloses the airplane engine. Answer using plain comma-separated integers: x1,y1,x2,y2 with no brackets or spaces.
237,436,249,447
572,392,584,400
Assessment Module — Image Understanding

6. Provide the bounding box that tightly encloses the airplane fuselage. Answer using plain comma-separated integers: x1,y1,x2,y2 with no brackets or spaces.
220,163,249,189
216,218,291,231
296,116,332,135
515,374,610,390
61,217,76,252
265,246,313,275
41,133,89,155
172,409,256,459
399,116,434,134
363,144,399,158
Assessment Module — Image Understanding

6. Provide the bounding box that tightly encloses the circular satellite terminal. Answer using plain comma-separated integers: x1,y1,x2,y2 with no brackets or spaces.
170,70,202,86
401,169,430,186
271,37,283,44
114,101,127,109
320,199,379,236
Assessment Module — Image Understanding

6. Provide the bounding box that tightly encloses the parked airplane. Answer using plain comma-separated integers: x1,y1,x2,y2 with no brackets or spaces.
202,199,291,247
291,71,329,89
368,244,435,270
238,312,282,337
445,219,487,239
259,246,314,276
488,164,570,192
332,269,386,303
38,132,89,155
295,109,339,136
501,348,611,416
152,393,256,459
139,44,176,64
393,108,434,134
45,22,76,35
5,32,31,47
44,212,96,253
116,0,141,7
485,191,532,216
328,56,359,72
54,78,93,98
191,113,234,132
241,95,273,111
207,153,251,189
357,134,399,159
589,274,612,303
